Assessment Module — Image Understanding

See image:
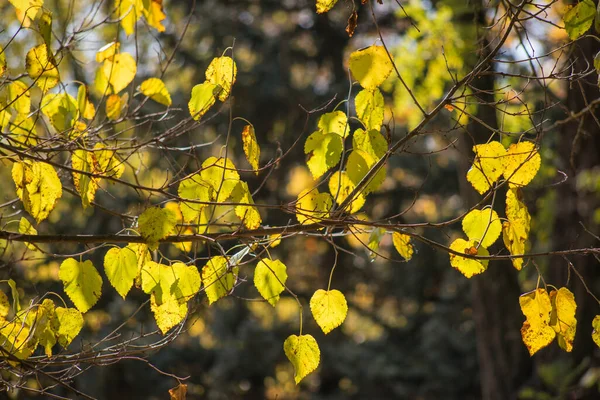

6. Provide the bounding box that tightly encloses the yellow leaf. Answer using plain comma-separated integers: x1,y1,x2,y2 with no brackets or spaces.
40,92,78,134
502,142,540,187
188,82,218,120
18,217,37,251
52,307,84,348
77,84,96,120
8,81,31,115
352,128,387,160
139,77,171,106
0,321,34,360
230,181,262,230
461,208,502,248
519,288,555,356
59,258,103,313
169,384,188,400
328,171,365,214
367,227,385,261
349,45,394,90
94,143,125,179
310,289,348,334
318,111,348,138
254,258,287,306
202,256,237,305
71,149,99,209
178,174,213,222
448,238,489,278
502,221,526,271
102,53,137,93
205,56,237,101
296,188,332,224
96,41,120,63
9,114,37,147
28,298,56,356
506,188,531,228
104,246,138,298
105,93,124,120
142,0,166,32
138,206,178,249
346,149,386,195
269,234,282,248
0,46,6,77
93,64,112,96
549,287,577,352
9,0,43,25
593,315,600,348
283,334,320,384
200,156,240,202
151,291,187,334
316,0,338,14
0,290,9,320
25,44,59,91
241,124,260,174
355,88,384,131
116,0,143,36
466,141,506,194
12,161,62,223
304,130,343,180
392,232,413,261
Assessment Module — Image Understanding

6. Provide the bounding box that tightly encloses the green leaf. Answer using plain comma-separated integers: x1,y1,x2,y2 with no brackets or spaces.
349,45,394,90
355,88,384,131
59,258,103,313
254,259,287,306
188,82,218,120
202,256,237,304
104,246,139,298
7,279,20,314
564,0,595,40
318,111,348,137
53,307,84,348
304,130,343,180
310,289,348,334
138,206,178,249
283,334,320,384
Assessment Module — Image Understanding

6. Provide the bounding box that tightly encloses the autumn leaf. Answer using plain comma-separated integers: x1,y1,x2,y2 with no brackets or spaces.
241,124,260,174
284,334,320,384
104,246,139,298
502,142,540,187
355,89,384,131
254,258,287,306
202,256,237,305
549,287,577,352
296,188,332,224
462,208,502,248
138,206,178,249
349,45,394,90
392,232,413,261
466,141,506,194
448,238,489,278
139,77,172,106
310,289,348,334
205,56,237,101
59,258,103,313
519,288,555,356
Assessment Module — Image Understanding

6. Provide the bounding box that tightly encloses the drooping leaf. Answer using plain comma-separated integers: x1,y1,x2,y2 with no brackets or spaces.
169,384,188,400
352,128,387,160
593,315,600,348
102,53,137,93
142,0,166,32
105,93,125,120
502,142,540,187
549,287,577,352
448,238,489,278
28,298,56,356
462,208,502,248
205,56,237,101
116,0,143,36
254,259,287,306
355,88,384,131
392,232,413,261
12,161,62,223
18,217,37,251
349,45,394,90
564,0,595,40
502,221,526,271
0,290,9,321
304,130,343,180
40,92,78,134
59,258,103,313
283,334,320,384
310,289,348,334
52,307,84,348
71,149,99,209
0,321,34,360
25,44,59,91
296,188,332,224
77,85,96,119
202,256,237,304
200,157,240,202
346,149,386,195
139,77,172,106
316,0,338,13
94,143,125,179
230,181,262,230
328,171,365,214
367,227,385,261
0,47,6,77
318,111,349,138
104,246,138,298
138,206,178,249
37,10,52,48
466,141,506,194
241,124,260,174
188,82,218,120
519,288,555,356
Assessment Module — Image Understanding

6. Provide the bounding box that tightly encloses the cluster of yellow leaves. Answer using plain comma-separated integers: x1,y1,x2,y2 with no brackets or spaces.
519,287,577,355
188,56,237,120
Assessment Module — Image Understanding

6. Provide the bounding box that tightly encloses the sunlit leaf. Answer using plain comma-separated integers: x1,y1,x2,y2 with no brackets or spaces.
519,288,555,356
241,124,260,174
104,246,138,298
0,290,9,321
448,238,489,278
205,56,237,101
310,289,347,334
230,181,262,230
26,44,59,91
355,88,384,131
142,0,166,32
28,298,56,356
593,315,600,348
139,77,172,106
304,130,343,180
352,128,387,160
59,258,103,313
169,384,187,400
296,188,332,224
328,171,365,214
102,53,137,93
549,287,577,352
200,156,240,202
8,0,43,26
0,47,6,77
37,10,52,48
188,82,218,120
202,256,237,304
138,206,178,249
316,0,338,14
178,174,213,222
12,161,62,223
18,217,37,251
77,85,96,120
346,149,386,195
392,232,413,261
94,143,125,179
0,321,34,360
318,111,348,138
564,0,595,40
466,141,506,194
53,307,84,348
349,45,394,90
106,93,125,120
116,0,143,36
254,258,287,306
462,208,502,248
502,221,526,271
96,42,120,63
71,149,99,209
40,92,78,134
502,142,540,187
8,81,31,115
284,334,320,384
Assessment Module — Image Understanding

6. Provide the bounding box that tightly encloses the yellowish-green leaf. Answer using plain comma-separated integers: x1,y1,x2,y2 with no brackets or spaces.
310,289,348,334
328,171,365,214
283,334,320,384
593,315,600,348
466,141,506,194
77,85,96,120
59,258,103,313
241,124,260,174
7,279,20,313
178,174,213,222
0,47,6,77
40,92,78,134
104,246,138,298
102,53,137,94
142,0,166,32
519,288,555,356
18,217,37,251
205,56,237,101
93,64,112,96
564,0,595,40
0,290,9,321
254,258,287,306
318,111,348,138
94,143,125,179
0,321,34,360
296,188,332,224
346,149,386,195
355,88,384,131
502,221,526,271
188,82,218,120
549,287,577,352
96,42,120,63
304,130,343,180
26,44,59,92
52,307,84,348
8,81,31,115
139,77,171,106
72,149,99,209
349,45,394,90
353,128,387,160
231,181,262,230
448,238,489,278
316,0,338,14
9,113,37,147
117,0,143,36
392,232,413,261
367,227,385,261
38,11,52,48
12,161,62,223
8,0,43,26
150,290,187,334
201,256,237,305
200,156,240,202
502,142,540,187
462,208,502,248
28,298,56,356
138,206,178,249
